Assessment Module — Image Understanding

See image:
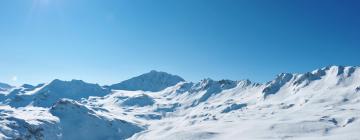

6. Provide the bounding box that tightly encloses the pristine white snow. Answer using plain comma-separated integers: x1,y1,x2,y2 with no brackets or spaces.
1,67,360,140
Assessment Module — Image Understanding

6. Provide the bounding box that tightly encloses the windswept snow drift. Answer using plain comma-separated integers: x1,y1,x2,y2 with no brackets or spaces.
1,67,360,140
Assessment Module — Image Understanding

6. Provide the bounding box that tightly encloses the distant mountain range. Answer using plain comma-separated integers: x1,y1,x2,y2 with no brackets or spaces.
0,65,360,140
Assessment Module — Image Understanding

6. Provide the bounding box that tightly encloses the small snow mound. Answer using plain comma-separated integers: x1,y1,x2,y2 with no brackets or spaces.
110,70,185,92
121,94,155,107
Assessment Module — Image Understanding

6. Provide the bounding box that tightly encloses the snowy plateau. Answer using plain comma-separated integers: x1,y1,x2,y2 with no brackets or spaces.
0,66,360,140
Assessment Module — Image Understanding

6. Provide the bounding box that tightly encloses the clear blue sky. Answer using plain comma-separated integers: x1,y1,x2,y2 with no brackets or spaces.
1,0,359,86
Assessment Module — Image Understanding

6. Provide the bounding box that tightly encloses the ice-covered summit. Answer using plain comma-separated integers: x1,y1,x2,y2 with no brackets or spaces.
110,70,185,92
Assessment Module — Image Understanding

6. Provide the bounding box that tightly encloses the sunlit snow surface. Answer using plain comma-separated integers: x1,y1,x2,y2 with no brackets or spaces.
1,66,360,140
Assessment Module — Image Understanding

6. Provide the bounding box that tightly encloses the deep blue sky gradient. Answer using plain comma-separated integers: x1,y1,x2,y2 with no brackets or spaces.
1,0,359,85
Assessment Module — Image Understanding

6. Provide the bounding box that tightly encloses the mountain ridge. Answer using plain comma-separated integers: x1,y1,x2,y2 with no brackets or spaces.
0,65,359,140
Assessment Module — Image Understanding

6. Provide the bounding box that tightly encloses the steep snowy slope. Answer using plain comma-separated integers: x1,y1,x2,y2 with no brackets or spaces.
50,99,144,140
0,106,60,140
110,70,185,92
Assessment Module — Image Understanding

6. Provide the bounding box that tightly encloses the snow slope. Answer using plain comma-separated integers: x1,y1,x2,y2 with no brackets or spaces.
1,65,360,140
50,99,144,140
0,100,144,140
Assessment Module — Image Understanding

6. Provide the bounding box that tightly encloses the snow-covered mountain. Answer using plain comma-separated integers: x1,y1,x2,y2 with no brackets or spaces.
0,82,13,102
110,70,185,92
0,82,12,89
0,82,12,93
2,79,110,107
1,66,360,140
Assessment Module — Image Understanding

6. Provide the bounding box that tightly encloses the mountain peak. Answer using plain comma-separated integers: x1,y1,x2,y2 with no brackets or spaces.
30,79,110,107
110,70,185,92
50,79,86,84
149,70,161,73
0,82,13,89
